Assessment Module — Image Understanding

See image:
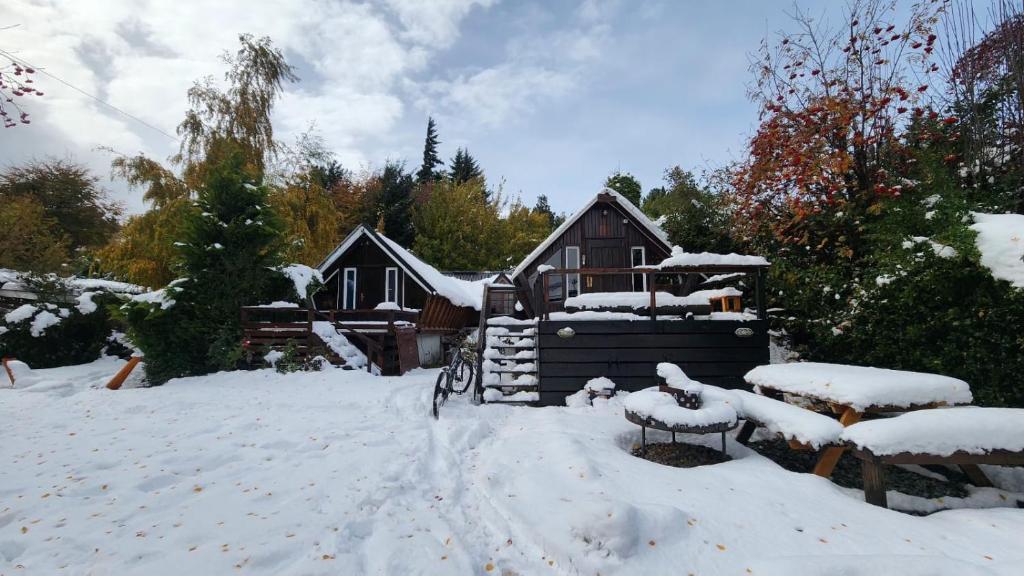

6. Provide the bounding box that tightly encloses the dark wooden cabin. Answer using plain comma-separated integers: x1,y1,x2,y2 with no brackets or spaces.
510,190,674,316
477,189,772,406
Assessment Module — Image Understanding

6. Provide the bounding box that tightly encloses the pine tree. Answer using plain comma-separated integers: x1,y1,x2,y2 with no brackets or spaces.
375,161,416,247
416,117,443,184
449,148,483,184
533,194,557,230
120,141,294,384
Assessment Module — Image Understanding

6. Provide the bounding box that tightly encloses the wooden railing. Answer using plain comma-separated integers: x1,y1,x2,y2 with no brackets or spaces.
240,306,407,373
538,266,767,321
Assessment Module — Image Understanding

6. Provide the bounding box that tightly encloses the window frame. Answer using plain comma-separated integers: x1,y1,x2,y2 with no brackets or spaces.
343,267,358,310
385,267,399,304
631,246,646,292
565,246,580,298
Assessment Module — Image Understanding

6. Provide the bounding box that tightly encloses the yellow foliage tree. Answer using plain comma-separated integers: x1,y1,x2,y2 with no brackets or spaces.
270,176,342,266
412,178,504,270
0,196,69,273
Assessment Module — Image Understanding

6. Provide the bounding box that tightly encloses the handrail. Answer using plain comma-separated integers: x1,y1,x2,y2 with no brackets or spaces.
537,267,767,322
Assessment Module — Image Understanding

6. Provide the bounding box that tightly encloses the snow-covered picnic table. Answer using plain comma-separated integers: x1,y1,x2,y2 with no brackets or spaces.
744,362,973,477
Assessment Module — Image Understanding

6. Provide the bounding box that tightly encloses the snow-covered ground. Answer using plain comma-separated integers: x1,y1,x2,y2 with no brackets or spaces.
3,360,1024,575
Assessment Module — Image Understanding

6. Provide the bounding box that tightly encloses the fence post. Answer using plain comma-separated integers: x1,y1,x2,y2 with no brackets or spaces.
649,271,657,322
542,272,550,321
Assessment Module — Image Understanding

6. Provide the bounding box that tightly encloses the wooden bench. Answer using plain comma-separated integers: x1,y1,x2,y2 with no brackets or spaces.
728,388,844,450
850,447,1024,508
841,408,1024,508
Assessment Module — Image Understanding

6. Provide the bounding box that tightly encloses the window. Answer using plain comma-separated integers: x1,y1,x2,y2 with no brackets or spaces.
565,246,580,297
343,268,357,310
543,251,563,301
385,267,399,304
631,246,646,292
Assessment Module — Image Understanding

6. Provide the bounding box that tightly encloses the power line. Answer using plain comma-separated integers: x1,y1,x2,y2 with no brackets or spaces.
0,47,179,141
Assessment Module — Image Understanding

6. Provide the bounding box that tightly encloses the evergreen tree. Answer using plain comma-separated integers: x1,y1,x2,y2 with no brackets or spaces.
533,194,559,230
604,171,643,207
375,161,416,247
120,141,294,384
416,117,443,184
449,147,483,185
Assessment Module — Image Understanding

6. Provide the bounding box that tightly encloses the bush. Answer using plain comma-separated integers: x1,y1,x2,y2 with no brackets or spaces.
0,290,125,368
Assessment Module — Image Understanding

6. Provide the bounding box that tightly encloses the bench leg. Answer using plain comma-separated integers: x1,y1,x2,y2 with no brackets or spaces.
861,456,888,508
721,431,727,456
812,407,862,477
960,464,994,488
735,420,757,446
641,426,647,457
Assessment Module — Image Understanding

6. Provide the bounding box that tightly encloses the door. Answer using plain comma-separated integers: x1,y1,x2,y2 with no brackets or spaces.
586,240,626,293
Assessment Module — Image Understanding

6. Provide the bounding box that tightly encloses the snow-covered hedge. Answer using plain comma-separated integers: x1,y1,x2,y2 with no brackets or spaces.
0,291,127,368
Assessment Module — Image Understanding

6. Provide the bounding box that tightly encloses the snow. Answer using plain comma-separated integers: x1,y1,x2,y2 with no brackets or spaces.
2,362,1023,574
376,234,484,310
909,236,958,258
730,389,844,449
745,362,973,412
584,377,617,393
841,407,1024,457
701,272,746,285
250,301,299,308
512,188,671,278
970,212,1024,288
656,362,703,394
67,277,147,295
4,303,38,324
624,386,738,429
311,321,368,369
278,263,323,301
75,291,99,314
536,264,554,273
262,349,285,367
131,288,176,310
565,289,738,310
29,310,62,337
658,246,769,268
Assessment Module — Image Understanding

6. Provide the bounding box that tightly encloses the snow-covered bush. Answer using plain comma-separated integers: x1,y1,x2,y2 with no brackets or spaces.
0,290,125,368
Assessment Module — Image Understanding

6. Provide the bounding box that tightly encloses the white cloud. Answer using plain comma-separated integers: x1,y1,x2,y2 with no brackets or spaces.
0,0,494,213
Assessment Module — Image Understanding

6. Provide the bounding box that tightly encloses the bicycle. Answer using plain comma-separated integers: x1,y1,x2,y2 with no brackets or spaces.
431,345,476,419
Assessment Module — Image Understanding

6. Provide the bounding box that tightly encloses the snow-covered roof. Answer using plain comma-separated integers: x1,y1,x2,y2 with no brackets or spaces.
512,189,671,278
657,246,769,269
970,212,1024,288
317,225,484,310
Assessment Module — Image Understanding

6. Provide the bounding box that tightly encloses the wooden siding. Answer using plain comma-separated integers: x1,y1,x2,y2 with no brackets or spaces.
316,235,429,310
513,198,672,315
536,319,770,406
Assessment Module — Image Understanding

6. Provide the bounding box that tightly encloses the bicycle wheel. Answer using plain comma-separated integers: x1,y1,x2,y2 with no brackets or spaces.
432,369,449,419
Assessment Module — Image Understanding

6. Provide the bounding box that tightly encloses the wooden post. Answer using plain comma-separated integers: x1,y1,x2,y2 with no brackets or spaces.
648,271,656,322
755,268,767,320
812,407,862,477
861,455,888,507
2,357,15,387
959,464,994,487
107,356,142,390
542,272,550,321
735,420,757,445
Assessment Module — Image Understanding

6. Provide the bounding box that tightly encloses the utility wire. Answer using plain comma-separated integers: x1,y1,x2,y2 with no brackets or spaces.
0,47,179,141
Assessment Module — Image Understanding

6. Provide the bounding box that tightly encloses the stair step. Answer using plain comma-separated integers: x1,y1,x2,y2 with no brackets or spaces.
485,355,535,362
487,343,536,349
487,369,538,374
486,331,535,337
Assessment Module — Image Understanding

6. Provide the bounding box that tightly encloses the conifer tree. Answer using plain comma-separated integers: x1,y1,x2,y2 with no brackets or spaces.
375,161,416,247
449,147,483,184
416,117,443,184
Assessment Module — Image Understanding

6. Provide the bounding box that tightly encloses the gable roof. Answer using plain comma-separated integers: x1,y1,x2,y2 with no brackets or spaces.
511,188,672,278
317,225,484,310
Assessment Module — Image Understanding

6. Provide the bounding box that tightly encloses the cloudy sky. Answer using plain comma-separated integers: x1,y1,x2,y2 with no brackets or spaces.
0,0,853,215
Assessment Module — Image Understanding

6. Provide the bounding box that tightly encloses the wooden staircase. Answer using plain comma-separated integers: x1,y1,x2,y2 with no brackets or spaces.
476,282,539,404
240,307,385,372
